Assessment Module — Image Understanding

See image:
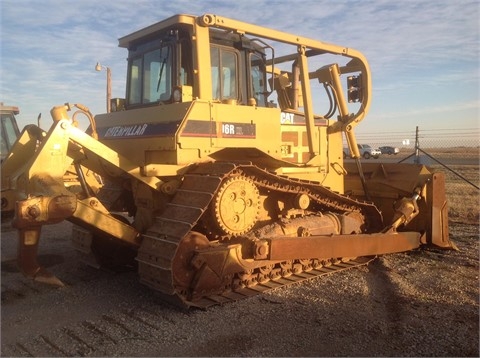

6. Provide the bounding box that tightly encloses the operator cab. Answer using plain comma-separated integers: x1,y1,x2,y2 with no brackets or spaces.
122,24,271,110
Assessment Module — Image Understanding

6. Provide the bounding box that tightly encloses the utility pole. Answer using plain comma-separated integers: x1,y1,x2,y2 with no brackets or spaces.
414,126,420,164
95,62,112,113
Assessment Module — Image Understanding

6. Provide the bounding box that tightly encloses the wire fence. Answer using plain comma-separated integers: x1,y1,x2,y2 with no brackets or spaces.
354,126,480,225
355,127,480,149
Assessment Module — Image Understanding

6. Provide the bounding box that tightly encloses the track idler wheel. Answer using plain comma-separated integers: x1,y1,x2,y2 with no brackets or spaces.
17,227,64,287
172,231,211,290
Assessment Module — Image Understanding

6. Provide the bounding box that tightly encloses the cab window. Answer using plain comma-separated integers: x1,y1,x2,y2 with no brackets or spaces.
1,112,20,157
250,53,267,106
211,46,238,101
128,44,173,105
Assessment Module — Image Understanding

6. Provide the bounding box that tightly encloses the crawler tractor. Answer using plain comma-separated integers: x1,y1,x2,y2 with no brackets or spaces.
1,14,453,307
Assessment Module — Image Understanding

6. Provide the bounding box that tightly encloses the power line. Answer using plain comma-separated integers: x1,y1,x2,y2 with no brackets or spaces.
420,127,479,132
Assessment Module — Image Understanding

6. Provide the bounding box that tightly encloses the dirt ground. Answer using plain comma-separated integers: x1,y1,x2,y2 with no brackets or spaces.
1,220,478,357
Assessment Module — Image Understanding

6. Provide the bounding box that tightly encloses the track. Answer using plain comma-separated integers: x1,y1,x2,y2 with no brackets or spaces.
136,162,382,307
181,256,374,308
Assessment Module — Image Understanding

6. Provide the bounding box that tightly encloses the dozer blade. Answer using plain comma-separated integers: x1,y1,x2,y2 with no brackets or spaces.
425,172,456,249
17,227,65,287
343,162,456,250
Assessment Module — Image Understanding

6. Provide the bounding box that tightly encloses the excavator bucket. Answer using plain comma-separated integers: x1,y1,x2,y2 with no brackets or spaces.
343,162,455,249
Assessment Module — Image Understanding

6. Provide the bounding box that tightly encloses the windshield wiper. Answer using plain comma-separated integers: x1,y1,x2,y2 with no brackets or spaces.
157,45,170,92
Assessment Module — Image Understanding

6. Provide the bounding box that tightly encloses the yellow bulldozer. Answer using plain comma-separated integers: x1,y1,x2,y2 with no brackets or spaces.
1,14,453,307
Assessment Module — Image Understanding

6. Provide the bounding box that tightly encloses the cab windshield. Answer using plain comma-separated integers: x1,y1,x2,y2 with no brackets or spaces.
128,41,173,105
1,112,20,157
126,29,193,108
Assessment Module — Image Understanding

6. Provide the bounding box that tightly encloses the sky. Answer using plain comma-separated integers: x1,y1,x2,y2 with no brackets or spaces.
1,0,479,142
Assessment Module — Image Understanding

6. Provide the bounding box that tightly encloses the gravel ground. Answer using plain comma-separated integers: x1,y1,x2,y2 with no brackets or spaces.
1,220,478,357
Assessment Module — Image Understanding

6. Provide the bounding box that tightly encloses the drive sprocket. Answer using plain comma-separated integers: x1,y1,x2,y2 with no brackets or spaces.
210,175,260,236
